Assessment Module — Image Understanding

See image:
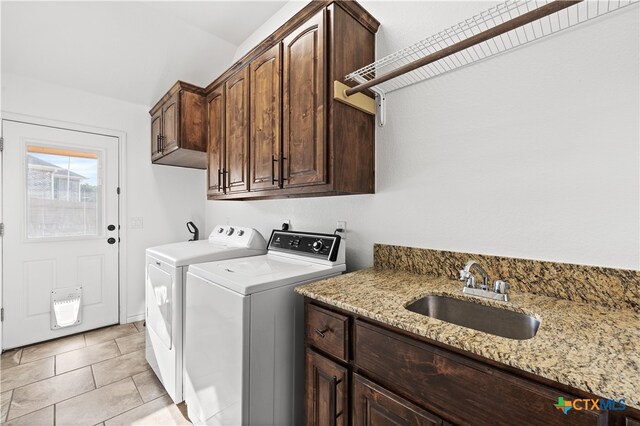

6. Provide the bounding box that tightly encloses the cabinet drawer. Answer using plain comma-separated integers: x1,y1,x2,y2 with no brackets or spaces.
354,320,608,426
353,374,444,426
306,304,349,362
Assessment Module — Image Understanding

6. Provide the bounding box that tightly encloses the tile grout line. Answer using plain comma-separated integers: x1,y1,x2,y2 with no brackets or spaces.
4,389,15,423
115,337,123,356
90,364,98,390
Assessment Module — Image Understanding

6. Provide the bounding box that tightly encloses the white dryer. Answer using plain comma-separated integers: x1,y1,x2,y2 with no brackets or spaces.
184,229,345,426
145,225,266,403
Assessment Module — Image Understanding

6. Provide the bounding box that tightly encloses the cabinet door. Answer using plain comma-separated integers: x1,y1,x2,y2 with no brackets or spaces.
305,349,348,426
283,10,326,188
225,67,250,193
207,86,225,195
250,44,282,191
151,108,163,161
162,91,180,154
353,374,443,426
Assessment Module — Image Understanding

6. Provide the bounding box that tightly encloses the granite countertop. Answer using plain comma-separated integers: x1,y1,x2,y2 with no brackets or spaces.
295,268,640,409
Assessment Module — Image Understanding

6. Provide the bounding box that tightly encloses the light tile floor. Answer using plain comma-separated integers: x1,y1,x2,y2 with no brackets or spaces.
0,321,190,425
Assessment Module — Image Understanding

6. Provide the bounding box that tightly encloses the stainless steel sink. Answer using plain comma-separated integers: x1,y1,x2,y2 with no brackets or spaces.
405,295,540,340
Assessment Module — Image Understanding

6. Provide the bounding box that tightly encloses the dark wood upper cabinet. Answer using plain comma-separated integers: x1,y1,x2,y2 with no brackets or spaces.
205,1,380,200
161,92,179,153
250,44,282,191
149,81,207,169
207,86,225,196
283,10,326,188
206,68,250,197
225,67,250,194
150,109,163,162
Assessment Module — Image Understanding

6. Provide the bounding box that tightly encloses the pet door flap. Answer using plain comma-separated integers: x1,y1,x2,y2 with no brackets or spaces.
51,287,82,329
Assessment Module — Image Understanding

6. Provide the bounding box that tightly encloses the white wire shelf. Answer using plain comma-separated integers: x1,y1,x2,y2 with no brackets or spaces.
338,0,638,125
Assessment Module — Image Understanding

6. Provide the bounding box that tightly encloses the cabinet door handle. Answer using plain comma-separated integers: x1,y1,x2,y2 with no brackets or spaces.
217,169,222,192
271,155,278,185
156,135,161,154
314,327,329,338
280,153,288,183
159,134,164,152
331,376,343,426
223,168,229,192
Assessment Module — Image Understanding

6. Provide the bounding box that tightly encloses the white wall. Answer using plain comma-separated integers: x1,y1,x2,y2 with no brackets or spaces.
1,1,238,106
207,1,640,271
2,73,206,321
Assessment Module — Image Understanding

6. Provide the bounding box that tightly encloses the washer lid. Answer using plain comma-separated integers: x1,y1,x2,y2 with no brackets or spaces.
146,240,265,266
188,254,346,295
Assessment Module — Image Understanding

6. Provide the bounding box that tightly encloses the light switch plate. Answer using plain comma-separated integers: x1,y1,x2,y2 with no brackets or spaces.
130,217,144,229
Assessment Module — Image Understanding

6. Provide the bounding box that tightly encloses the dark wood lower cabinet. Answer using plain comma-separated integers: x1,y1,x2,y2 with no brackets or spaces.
305,349,349,426
627,417,640,426
303,298,638,426
353,374,444,426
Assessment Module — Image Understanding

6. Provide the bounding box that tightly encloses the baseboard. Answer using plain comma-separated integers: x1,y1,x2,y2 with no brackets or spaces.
126,313,145,323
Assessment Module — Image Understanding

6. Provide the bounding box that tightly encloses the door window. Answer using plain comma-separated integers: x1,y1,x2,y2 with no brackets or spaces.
26,144,103,239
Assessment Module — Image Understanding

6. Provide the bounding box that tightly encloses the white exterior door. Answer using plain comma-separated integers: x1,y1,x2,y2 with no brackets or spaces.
2,120,120,349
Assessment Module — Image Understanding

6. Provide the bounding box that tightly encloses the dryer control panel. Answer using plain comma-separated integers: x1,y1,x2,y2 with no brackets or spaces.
267,230,341,262
208,225,266,249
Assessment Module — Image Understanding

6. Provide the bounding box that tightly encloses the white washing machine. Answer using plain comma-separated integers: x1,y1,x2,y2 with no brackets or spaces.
184,229,346,426
145,225,266,403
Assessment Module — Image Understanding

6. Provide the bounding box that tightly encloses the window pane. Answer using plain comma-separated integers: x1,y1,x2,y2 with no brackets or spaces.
26,145,103,239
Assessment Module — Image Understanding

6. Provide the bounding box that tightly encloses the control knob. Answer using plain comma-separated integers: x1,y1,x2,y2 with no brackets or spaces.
237,229,245,236
312,239,324,253
226,227,235,236
217,227,225,233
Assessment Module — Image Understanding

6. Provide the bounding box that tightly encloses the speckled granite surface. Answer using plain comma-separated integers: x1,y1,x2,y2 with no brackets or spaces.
295,268,640,409
374,244,640,312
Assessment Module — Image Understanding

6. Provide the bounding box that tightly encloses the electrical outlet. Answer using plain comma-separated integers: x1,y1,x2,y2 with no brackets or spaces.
336,221,347,238
129,217,144,229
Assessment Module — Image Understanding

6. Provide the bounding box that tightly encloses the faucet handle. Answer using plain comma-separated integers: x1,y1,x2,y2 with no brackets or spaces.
459,269,470,281
493,280,510,294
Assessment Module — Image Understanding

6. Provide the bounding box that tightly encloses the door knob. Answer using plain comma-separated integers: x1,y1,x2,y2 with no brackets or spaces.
107,237,116,244
107,224,116,231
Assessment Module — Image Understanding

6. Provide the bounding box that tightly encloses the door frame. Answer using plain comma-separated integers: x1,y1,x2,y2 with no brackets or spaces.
0,111,129,349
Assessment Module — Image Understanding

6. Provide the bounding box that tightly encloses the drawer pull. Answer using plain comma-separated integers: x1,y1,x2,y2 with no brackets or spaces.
315,327,329,338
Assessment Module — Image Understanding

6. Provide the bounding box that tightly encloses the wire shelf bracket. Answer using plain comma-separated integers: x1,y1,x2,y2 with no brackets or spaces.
334,0,638,126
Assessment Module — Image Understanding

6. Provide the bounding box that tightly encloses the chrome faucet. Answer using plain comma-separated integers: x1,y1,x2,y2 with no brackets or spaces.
459,260,490,290
459,260,511,301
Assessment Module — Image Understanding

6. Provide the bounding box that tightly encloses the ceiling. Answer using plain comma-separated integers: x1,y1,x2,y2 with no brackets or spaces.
142,1,287,46
1,1,288,106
